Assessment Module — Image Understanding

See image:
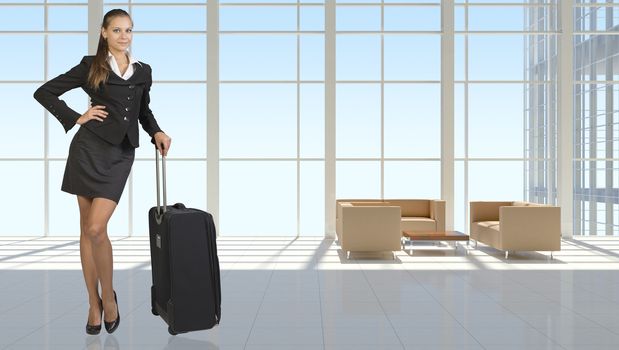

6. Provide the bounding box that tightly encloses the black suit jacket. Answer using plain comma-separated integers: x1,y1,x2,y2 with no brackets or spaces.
34,55,162,148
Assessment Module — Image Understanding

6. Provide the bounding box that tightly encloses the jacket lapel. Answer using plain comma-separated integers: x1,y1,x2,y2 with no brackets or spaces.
106,63,149,86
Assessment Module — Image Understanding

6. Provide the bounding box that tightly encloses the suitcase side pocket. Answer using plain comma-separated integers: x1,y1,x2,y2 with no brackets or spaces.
205,213,221,324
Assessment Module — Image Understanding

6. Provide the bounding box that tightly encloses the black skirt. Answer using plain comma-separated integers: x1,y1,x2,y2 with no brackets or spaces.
62,126,135,204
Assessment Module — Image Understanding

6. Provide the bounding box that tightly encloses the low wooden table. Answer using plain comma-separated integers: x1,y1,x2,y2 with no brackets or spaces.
401,230,469,252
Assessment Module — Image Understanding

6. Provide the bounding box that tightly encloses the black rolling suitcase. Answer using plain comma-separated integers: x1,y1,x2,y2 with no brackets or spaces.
148,151,221,335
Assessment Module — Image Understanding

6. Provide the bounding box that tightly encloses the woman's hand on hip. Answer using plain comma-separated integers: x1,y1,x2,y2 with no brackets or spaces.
77,105,108,125
154,132,172,157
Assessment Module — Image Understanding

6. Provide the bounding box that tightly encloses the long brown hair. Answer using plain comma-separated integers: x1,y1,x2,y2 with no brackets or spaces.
87,9,132,89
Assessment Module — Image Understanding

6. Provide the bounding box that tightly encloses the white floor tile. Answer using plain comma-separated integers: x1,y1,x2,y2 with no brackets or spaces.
323,326,401,345
500,301,572,315
245,346,324,350
322,301,384,315
381,300,446,315
246,326,323,345
1,237,619,349
258,301,322,315
561,346,619,350
402,346,484,350
459,314,531,331
326,346,405,350
480,345,565,350
5,346,72,350
519,313,604,332
466,326,557,346
8,326,89,345
386,312,461,329
253,312,322,328
393,326,480,346
0,327,39,347
321,313,392,329
546,327,619,346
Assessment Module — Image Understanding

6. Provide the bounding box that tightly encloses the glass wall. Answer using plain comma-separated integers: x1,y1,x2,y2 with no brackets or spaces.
0,0,88,236
335,0,442,201
524,1,559,207
4,1,618,237
573,1,619,236
219,0,325,236
454,0,559,232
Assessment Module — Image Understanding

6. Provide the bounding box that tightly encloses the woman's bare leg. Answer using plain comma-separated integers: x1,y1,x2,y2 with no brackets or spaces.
84,197,119,323
77,195,102,326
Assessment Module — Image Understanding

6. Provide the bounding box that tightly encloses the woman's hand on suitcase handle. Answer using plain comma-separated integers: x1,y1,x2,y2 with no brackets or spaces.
77,105,108,125
154,132,172,157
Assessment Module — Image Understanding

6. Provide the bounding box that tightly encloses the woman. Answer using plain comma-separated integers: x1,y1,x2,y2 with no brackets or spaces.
34,9,172,335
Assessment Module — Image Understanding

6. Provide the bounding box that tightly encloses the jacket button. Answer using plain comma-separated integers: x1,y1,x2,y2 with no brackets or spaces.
125,107,131,112
127,95,133,100
124,117,128,121
128,85,135,89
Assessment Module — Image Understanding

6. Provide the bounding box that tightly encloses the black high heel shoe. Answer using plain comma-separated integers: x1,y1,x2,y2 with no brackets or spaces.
85,298,103,335
104,291,120,334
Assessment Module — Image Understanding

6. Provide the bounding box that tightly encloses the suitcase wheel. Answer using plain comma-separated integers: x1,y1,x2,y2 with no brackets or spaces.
168,326,178,336
151,308,159,316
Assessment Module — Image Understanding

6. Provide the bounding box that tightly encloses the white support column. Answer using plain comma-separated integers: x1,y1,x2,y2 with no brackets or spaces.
296,2,301,237
88,0,103,55
325,0,336,239
559,0,574,238
441,0,455,231
126,2,133,236
207,0,220,233
87,0,106,235
44,2,49,236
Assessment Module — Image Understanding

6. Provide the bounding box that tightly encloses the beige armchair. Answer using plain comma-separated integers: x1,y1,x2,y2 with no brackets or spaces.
389,199,445,232
336,202,402,258
336,199,445,234
470,201,561,258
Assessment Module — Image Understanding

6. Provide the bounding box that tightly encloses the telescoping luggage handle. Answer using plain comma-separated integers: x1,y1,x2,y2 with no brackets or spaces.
155,149,167,224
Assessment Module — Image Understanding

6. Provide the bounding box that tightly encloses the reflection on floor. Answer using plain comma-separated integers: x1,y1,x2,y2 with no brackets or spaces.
1,236,619,350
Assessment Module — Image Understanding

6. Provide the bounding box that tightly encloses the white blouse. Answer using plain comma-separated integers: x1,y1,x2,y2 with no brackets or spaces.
107,51,140,80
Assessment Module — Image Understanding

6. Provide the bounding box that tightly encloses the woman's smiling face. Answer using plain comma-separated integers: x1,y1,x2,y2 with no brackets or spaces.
101,15,133,54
